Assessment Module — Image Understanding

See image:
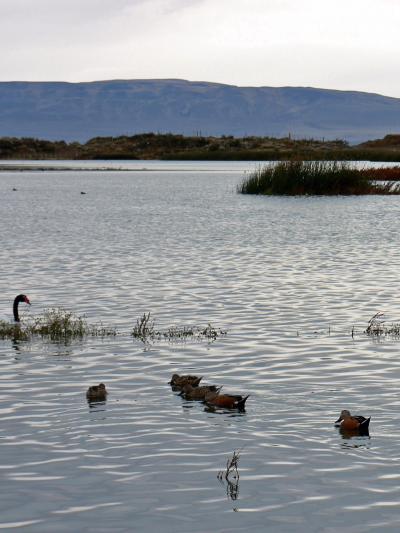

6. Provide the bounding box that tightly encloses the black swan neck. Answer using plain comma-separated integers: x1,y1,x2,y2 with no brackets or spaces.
13,295,27,322
13,297,20,322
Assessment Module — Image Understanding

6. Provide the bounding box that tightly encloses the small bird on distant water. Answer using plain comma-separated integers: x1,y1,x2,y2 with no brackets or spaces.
180,383,221,400
169,374,202,389
334,410,370,431
80,191,86,195
86,383,107,401
12,187,17,191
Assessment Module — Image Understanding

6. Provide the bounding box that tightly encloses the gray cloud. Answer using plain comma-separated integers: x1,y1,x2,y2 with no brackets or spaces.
1,0,399,97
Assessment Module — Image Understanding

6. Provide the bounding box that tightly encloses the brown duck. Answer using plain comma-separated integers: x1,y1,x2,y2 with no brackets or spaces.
86,383,107,401
180,383,221,400
334,410,370,431
169,374,202,389
205,391,249,410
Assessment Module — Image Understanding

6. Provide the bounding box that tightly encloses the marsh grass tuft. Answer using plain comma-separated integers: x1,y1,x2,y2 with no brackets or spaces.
365,312,400,337
132,312,155,341
0,321,31,341
30,308,87,339
238,161,400,195
0,308,116,342
163,323,226,341
131,313,227,343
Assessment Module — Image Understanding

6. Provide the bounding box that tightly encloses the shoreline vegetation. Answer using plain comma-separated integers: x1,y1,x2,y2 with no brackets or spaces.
238,161,400,195
0,308,226,343
1,133,400,162
0,308,117,342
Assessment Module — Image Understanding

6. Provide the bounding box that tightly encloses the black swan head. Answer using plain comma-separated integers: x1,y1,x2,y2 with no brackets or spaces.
13,294,31,322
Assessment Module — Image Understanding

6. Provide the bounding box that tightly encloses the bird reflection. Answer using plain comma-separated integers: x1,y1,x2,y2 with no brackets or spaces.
204,405,247,418
11,340,22,354
339,427,371,449
87,399,107,412
181,402,195,413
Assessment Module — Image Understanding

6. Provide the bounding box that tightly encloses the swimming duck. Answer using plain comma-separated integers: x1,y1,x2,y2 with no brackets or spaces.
180,383,221,400
334,410,370,431
205,391,249,410
86,383,107,401
169,374,202,389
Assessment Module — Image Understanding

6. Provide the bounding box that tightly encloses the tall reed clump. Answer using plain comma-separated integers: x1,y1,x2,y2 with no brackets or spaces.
0,308,116,342
238,161,400,195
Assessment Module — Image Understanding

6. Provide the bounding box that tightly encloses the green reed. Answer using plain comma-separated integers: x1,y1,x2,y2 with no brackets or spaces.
238,161,400,195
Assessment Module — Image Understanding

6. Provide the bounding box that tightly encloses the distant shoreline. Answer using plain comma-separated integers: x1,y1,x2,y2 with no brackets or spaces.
0,164,138,172
1,133,400,163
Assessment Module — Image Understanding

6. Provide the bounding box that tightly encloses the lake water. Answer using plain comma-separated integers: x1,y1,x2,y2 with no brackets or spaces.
2,161,400,532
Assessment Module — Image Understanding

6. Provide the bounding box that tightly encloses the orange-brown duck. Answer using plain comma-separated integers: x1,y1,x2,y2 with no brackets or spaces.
86,383,107,401
334,410,370,431
205,391,249,410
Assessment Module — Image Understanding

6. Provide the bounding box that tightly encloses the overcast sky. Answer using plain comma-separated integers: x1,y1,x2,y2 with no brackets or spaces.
1,0,400,97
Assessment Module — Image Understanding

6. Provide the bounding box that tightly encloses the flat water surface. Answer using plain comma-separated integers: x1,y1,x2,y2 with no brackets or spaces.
1,161,400,532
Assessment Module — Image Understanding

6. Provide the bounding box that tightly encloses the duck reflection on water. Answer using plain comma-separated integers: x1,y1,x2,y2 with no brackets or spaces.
340,429,371,450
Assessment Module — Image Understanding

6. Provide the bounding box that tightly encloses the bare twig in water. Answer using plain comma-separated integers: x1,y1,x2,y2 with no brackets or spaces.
217,450,241,501
217,450,241,481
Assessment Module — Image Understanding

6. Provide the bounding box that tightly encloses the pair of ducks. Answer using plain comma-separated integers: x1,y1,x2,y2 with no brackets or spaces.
169,374,249,410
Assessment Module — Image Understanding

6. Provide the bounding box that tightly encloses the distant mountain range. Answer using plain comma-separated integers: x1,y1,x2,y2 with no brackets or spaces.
0,79,399,144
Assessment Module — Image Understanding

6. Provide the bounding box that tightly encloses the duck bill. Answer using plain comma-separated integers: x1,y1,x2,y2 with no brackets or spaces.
335,417,342,424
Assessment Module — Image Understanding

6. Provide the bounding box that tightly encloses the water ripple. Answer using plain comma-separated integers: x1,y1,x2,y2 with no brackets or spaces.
2,165,400,531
